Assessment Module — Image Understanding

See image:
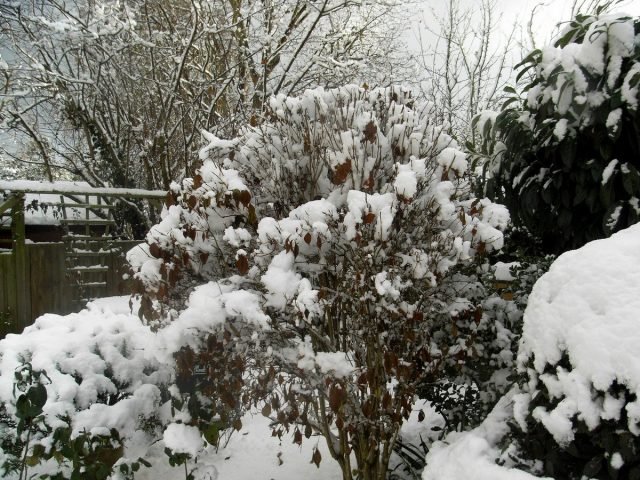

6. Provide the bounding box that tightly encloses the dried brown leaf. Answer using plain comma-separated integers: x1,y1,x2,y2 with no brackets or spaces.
363,120,377,143
363,212,376,224
236,255,249,275
311,448,322,468
331,159,352,185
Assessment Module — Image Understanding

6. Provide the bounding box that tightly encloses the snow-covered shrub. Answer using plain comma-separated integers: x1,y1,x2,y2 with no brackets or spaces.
503,223,640,478
0,301,172,479
129,85,510,479
127,162,257,324
414,252,551,437
235,86,450,215
477,9,640,253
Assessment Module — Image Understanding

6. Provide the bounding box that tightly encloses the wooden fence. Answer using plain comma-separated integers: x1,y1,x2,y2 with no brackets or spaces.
0,241,138,336
0,183,166,338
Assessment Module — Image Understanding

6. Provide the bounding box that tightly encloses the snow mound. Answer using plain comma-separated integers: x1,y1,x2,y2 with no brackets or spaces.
518,222,640,440
422,393,550,480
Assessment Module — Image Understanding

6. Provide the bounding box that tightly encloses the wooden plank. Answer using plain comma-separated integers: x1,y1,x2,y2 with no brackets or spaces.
0,255,6,313
74,282,107,288
104,241,138,296
69,266,109,273
66,251,112,258
2,236,141,335
37,202,118,209
12,194,30,330
60,219,116,226
0,195,20,216
0,252,17,337
28,244,69,320
63,235,116,241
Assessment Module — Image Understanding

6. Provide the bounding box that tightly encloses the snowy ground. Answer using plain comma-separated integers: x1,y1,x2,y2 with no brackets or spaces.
137,411,344,480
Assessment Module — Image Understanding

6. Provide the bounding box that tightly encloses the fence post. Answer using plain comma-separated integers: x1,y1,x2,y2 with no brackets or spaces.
11,193,28,330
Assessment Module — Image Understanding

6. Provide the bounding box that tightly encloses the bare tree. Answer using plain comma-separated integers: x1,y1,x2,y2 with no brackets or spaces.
0,0,412,190
415,0,516,143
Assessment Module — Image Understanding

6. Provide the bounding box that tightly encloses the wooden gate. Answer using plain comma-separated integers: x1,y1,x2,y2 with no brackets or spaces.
0,183,166,337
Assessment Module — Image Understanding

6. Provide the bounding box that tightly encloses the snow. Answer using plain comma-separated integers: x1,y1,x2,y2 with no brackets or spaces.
295,336,355,378
520,13,640,147
0,179,166,198
622,63,640,109
145,413,343,480
436,147,468,176
0,296,342,480
13,170,640,480
602,159,619,185
553,118,568,141
160,280,270,356
394,165,418,199
163,423,204,457
223,227,252,247
0,296,168,440
1,187,99,226
517,222,640,440
375,271,401,299
423,223,640,478
422,392,550,480
262,251,302,309
199,130,240,159
606,108,622,132
494,262,519,282
0,180,165,227
345,190,396,241
611,452,624,469
0,83,516,479
479,201,510,231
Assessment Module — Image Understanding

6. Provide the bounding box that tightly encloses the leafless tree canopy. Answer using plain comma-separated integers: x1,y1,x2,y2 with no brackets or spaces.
0,0,413,190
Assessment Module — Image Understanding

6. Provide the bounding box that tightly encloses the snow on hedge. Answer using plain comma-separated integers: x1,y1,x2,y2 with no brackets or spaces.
0,298,170,437
515,222,640,442
422,222,640,479
524,13,639,141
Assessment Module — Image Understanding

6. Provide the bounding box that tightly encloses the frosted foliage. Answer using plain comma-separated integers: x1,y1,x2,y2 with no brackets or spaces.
523,14,639,139
601,158,619,185
215,86,468,210
623,64,640,109
0,298,173,474
136,84,510,310
163,423,203,457
126,159,257,316
518,223,640,442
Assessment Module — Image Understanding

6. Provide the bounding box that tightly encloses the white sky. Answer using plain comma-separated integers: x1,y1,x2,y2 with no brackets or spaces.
409,0,640,54
501,0,640,43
